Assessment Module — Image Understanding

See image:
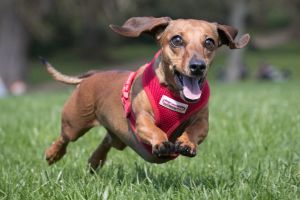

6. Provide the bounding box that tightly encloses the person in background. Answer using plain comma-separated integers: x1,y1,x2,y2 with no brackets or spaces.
0,76,8,98
0,76,27,98
256,61,291,81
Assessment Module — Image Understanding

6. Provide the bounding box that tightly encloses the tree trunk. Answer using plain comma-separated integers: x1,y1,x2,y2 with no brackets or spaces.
225,0,247,82
0,4,28,87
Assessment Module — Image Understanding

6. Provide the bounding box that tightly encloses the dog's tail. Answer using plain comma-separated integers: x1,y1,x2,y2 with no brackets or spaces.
39,57,82,85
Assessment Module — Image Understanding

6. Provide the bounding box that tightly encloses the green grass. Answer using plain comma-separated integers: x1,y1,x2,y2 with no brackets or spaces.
1,80,300,199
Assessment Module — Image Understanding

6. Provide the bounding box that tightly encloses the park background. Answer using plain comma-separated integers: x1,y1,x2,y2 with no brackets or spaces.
0,0,300,199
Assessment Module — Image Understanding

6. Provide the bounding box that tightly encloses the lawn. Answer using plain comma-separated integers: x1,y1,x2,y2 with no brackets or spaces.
1,79,299,199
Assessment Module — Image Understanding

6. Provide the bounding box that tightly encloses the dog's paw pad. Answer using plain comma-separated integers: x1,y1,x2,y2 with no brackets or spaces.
175,142,196,157
153,141,175,157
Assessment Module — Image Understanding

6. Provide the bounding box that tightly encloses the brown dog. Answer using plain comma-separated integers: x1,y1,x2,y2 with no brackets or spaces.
44,17,250,170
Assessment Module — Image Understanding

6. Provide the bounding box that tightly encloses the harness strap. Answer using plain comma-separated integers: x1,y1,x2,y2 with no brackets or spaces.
121,71,137,118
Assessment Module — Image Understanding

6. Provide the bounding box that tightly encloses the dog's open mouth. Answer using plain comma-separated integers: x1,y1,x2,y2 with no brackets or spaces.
174,70,204,103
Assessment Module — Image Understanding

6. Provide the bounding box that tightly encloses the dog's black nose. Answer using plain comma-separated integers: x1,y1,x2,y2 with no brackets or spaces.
189,60,206,75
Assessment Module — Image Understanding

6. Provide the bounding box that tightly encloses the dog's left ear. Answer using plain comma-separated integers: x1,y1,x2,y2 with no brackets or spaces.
216,24,250,49
109,16,171,40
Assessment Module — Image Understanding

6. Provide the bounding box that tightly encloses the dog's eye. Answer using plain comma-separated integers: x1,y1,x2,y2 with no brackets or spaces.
170,35,184,47
204,38,215,50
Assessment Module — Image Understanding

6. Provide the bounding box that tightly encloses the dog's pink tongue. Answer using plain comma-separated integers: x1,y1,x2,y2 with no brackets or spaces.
182,76,201,100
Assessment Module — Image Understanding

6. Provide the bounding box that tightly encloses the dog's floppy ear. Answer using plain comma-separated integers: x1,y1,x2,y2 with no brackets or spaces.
109,16,171,40
216,24,250,49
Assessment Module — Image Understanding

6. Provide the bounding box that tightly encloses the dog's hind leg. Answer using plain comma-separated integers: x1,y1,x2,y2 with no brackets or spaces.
45,120,94,165
45,92,96,165
88,132,126,172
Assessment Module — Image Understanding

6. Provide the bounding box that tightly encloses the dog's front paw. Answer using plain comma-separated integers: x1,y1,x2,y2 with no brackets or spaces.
175,141,197,157
152,141,175,157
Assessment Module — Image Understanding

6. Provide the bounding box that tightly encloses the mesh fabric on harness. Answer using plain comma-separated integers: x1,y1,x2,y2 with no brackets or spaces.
121,51,210,158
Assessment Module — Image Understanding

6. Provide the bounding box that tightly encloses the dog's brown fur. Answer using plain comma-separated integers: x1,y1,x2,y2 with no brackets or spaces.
45,17,250,171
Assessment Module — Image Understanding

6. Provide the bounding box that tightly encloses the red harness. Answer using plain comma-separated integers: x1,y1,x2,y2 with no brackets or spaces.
121,52,210,156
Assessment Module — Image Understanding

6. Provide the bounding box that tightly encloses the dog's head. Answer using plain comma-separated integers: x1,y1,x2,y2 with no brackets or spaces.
110,17,250,103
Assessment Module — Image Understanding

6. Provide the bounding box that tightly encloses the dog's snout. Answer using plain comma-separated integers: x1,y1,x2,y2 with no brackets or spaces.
189,60,206,75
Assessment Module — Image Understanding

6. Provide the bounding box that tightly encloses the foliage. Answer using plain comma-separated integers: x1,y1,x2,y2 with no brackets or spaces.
26,0,297,58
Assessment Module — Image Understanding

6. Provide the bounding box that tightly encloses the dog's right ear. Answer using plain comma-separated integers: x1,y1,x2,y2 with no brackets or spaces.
109,16,171,40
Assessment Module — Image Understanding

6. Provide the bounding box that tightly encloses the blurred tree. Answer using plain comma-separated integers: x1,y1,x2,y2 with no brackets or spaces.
0,0,298,89
0,1,28,87
48,0,136,58
225,0,248,81
0,0,52,88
